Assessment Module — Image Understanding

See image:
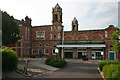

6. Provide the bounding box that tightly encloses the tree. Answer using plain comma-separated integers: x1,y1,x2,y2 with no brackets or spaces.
112,29,120,52
1,47,18,71
111,29,120,58
2,11,20,46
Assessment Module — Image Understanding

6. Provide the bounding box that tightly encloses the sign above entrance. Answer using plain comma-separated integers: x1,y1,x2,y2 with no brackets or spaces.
55,48,59,54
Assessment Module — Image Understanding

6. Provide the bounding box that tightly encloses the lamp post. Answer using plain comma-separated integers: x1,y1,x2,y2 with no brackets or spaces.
61,26,64,59
55,48,59,61
24,58,28,75
55,48,59,55
118,35,120,42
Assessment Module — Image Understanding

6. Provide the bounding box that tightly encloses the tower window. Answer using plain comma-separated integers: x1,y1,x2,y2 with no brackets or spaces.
73,25,76,30
55,14,58,21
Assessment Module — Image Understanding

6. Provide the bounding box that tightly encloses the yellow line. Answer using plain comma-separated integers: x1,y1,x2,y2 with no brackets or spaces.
98,68,105,80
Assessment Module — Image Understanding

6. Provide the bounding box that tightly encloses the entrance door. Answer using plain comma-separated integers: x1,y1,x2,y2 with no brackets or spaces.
38,51,42,58
64,52,73,58
78,52,86,59
109,51,114,60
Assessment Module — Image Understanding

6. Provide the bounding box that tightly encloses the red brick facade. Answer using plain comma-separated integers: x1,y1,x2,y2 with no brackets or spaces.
12,4,118,60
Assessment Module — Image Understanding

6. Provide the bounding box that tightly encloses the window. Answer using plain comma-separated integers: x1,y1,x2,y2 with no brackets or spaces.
60,15,62,22
50,34,52,39
55,14,58,21
52,48,57,54
44,49,49,55
45,44,48,47
36,31,45,40
105,31,108,38
54,35,56,40
25,27,27,39
39,44,42,46
58,33,61,39
32,49,36,54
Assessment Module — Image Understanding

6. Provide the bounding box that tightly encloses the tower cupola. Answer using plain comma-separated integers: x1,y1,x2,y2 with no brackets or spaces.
52,3,62,25
54,3,62,11
72,17,78,31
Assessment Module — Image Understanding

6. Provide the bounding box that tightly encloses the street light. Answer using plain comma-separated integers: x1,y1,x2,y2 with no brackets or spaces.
118,35,120,42
61,26,64,59
24,58,28,75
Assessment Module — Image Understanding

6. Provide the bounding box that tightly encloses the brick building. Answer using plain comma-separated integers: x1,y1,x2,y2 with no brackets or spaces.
12,3,118,60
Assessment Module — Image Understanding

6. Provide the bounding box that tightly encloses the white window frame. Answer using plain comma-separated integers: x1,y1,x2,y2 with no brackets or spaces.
36,31,45,40
44,48,49,55
105,31,108,38
50,34,52,40
58,33,61,39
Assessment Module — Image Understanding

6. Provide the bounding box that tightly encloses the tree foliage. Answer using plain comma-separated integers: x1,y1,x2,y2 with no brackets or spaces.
112,29,120,52
1,47,18,71
112,29,120,40
2,11,20,46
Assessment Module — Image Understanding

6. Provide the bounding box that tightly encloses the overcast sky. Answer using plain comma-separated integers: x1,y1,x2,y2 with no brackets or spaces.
0,0,119,31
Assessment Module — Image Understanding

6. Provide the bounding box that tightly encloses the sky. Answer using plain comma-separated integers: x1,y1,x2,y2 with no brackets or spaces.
0,0,120,31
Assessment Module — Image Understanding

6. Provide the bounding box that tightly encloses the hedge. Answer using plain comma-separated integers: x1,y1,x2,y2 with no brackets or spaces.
103,64,119,80
1,47,18,72
45,56,67,68
98,60,118,71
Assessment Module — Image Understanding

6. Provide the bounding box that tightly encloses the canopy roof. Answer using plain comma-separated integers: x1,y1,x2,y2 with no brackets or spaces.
57,44,106,48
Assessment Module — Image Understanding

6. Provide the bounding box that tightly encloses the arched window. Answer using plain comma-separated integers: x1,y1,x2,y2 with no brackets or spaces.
55,14,58,21
50,34,52,39
54,35,56,40
58,33,61,39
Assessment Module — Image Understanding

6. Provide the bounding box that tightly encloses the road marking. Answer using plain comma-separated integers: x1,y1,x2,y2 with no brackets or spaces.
28,69,44,72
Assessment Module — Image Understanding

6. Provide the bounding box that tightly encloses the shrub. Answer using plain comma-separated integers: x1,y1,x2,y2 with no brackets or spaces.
1,47,18,72
98,60,118,71
111,69,118,79
103,64,118,80
45,56,67,68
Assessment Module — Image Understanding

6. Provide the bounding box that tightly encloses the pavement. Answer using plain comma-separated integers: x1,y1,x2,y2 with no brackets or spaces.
2,58,102,79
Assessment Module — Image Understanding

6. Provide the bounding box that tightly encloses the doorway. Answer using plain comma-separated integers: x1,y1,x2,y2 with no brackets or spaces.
109,51,115,60
78,52,86,59
64,52,73,58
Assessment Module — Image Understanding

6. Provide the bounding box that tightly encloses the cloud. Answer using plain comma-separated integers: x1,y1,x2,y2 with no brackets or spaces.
0,0,119,30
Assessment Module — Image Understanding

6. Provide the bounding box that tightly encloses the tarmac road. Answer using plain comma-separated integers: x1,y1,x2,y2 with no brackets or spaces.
33,60,102,79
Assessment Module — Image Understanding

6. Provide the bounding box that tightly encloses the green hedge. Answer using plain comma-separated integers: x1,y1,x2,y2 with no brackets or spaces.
98,60,118,71
103,64,118,80
45,56,67,68
1,47,18,72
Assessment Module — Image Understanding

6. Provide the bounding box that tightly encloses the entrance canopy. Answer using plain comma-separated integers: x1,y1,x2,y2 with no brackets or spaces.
57,44,106,48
